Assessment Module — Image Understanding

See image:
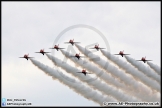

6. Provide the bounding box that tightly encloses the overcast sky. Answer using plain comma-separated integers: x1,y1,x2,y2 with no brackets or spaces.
2,1,160,106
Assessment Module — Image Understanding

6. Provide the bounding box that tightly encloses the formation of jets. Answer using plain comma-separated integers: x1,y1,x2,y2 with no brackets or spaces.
19,39,153,76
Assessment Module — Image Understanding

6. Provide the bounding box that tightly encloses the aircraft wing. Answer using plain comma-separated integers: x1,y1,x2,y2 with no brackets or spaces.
76,72,82,73
123,54,130,55
89,48,96,49
87,73,93,74
99,48,105,49
49,48,55,49
58,48,65,49
19,57,34,58
70,56,85,58
145,60,152,61
114,54,121,55
136,60,143,61
64,42,70,43
83,72,92,74
35,52,50,53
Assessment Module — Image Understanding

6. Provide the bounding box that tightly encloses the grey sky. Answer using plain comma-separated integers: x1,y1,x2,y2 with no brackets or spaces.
2,2,160,106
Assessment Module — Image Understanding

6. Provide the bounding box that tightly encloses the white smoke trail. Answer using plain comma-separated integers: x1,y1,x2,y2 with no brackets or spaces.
75,45,160,94
125,56,160,83
60,50,127,91
30,58,116,106
76,45,160,101
100,49,160,92
46,54,139,102
147,62,161,75
60,50,149,102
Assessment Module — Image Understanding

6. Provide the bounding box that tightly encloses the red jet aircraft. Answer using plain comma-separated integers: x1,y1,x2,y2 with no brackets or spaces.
76,69,92,76
136,56,152,63
49,44,65,51
35,49,50,55
89,44,105,51
114,50,130,57
19,54,34,60
70,53,84,60
64,39,80,46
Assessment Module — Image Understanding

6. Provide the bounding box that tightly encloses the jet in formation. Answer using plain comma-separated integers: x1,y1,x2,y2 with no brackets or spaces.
19,54,34,60
89,44,105,51
70,53,84,60
136,56,152,63
64,39,80,46
49,44,65,51
114,50,130,57
35,49,50,55
76,69,92,76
